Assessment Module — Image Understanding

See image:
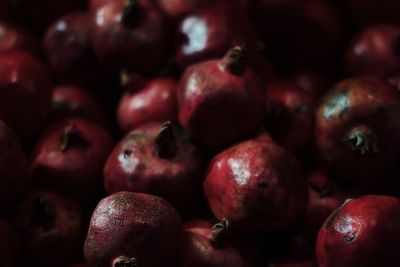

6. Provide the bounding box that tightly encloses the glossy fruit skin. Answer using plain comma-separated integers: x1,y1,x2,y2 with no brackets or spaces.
0,51,53,140
345,25,400,78
13,190,85,267
91,0,169,74
43,13,101,85
253,0,342,70
291,70,333,97
179,55,265,147
176,6,258,70
50,85,107,126
264,81,315,155
316,195,400,267
0,22,37,54
301,170,344,241
0,218,18,267
204,135,308,233
104,122,203,215
117,78,178,132
315,77,400,184
182,220,255,267
0,121,29,212
30,118,113,203
84,192,183,267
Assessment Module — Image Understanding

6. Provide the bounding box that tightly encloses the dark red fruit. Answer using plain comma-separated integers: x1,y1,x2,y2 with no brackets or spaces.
30,118,113,203
291,70,333,97
0,51,52,140
50,85,107,126
84,191,183,267
301,170,344,240
176,6,258,70
104,121,203,215
182,219,256,267
13,190,85,267
315,77,400,185
91,0,169,74
254,0,342,70
268,260,315,267
0,121,29,212
264,81,315,155
204,135,308,233
345,25,400,78
43,13,102,85
0,22,37,54
179,46,265,147
316,195,400,267
0,218,18,267
117,78,178,132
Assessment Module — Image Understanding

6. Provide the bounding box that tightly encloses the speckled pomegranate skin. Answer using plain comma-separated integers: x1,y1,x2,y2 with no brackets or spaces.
84,192,183,267
316,195,400,267
204,135,308,233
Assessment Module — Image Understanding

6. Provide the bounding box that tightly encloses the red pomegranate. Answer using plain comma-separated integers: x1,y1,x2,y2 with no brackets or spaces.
0,22,37,54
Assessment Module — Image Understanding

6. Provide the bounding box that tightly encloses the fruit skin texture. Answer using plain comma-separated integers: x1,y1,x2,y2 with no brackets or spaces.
13,190,85,267
0,218,18,267
204,135,308,233
84,191,183,267
117,78,178,132
181,220,255,267
316,195,400,267
50,85,107,126
91,0,169,74
0,121,29,212
30,118,113,202
179,47,265,147
291,70,333,97
264,81,315,155
0,51,53,140
315,77,400,184
345,25,400,78
104,122,203,215
0,22,37,54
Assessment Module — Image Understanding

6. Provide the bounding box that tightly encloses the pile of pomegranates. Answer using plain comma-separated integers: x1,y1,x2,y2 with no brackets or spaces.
2,0,400,266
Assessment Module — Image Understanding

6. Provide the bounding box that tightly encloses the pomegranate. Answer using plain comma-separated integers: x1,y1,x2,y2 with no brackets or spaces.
91,0,170,74
104,121,203,215
0,51,52,140
0,218,18,267
316,195,400,267
84,191,183,267
30,118,113,203
179,46,265,147
117,78,178,132
0,120,29,212
50,85,107,126
264,81,316,155
0,22,37,54
291,70,333,97
315,77,400,185
13,190,85,267
204,135,308,233
345,25,400,78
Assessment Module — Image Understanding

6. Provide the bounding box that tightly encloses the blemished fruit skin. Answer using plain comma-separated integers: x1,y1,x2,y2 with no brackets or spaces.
315,77,400,184
84,192,183,267
90,0,169,74
0,218,18,267
204,135,308,233
264,81,315,155
13,190,85,267
0,22,37,54
0,121,29,212
316,195,400,267
179,46,265,147
50,85,107,126
0,51,53,141
104,122,203,215
181,220,256,267
117,78,179,132
345,25,400,78
30,118,113,203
